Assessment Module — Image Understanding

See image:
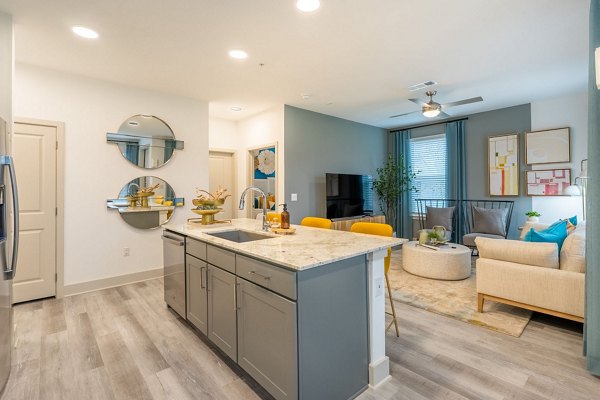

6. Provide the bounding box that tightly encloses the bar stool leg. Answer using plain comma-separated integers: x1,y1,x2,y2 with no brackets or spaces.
384,272,399,337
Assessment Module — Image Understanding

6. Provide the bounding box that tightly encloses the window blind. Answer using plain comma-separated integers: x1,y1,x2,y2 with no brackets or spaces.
409,133,447,213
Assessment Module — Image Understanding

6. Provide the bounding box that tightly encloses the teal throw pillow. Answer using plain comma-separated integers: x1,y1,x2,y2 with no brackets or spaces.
524,220,568,251
547,216,577,230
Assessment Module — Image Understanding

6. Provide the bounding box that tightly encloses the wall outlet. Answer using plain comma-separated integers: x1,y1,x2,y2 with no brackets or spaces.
291,193,298,201
123,247,130,257
375,277,384,298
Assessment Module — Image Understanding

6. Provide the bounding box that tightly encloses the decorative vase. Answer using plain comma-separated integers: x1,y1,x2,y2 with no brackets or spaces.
432,225,447,241
527,216,539,223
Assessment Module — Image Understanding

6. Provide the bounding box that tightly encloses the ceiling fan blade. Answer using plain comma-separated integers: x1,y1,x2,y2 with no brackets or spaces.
442,96,483,108
408,98,428,107
389,110,419,118
439,110,451,118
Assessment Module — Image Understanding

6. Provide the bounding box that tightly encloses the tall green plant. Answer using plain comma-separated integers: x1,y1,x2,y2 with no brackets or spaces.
372,154,418,234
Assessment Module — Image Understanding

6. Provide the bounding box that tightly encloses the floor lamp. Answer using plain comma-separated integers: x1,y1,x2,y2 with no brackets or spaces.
565,159,588,220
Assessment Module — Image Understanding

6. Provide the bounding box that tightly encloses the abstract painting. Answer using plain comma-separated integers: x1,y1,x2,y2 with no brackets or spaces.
526,169,572,196
525,127,570,165
489,134,519,196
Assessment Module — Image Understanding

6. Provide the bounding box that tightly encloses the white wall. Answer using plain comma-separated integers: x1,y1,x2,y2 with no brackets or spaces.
238,106,285,217
530,91,587,223
208,107,285,218
209,117,238,149
0,13,12,130
14,64,208,286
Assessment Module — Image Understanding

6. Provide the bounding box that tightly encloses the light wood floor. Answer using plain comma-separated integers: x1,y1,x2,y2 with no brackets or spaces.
2,277,599,400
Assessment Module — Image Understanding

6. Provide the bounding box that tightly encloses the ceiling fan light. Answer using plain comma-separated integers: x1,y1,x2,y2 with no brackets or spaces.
422,104,441,118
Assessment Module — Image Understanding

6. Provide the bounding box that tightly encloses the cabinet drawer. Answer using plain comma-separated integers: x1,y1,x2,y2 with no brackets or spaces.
207,245,236,274
237,255,297,300
186,238,207,260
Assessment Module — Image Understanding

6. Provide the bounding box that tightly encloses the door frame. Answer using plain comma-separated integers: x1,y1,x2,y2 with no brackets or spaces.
208,148,237,219
14,117,65,299
246,142,278,219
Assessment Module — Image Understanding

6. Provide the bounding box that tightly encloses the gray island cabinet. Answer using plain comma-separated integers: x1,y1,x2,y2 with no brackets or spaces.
164,219,406,400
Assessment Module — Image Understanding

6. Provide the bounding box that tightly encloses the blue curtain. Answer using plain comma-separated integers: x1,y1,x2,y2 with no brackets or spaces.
392,129,412,239
585,0,600,376
125,144,139,166
446,120,467,242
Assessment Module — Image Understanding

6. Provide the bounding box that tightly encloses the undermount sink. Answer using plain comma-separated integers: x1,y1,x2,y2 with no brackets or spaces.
206,230,274,243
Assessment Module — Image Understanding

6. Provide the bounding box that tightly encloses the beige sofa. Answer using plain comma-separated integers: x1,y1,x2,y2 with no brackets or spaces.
475,222,586,322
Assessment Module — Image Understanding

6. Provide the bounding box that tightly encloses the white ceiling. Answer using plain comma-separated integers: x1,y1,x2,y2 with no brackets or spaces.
0,0,590,128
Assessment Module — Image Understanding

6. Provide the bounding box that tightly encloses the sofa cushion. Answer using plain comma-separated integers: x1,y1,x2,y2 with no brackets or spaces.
524,220,568,251
426,206,455,230
519,222,549,240
476,258,584,318
472,206,509,236
463,232,504,247
475,237,559,269
560,227,586,273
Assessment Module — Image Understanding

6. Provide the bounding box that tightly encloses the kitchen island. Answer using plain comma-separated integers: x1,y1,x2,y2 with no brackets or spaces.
163,218,406,400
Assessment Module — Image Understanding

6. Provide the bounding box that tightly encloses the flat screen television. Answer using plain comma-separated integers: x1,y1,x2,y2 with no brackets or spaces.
326,173,373,219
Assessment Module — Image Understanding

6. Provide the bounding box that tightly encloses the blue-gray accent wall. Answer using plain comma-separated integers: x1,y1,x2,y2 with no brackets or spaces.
465,104,532,239
284,105,387,224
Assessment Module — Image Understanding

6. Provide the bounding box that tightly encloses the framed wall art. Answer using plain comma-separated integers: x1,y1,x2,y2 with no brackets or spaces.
247,143,277,217
526,169,572,196
488,134,519,196
525,127,570,165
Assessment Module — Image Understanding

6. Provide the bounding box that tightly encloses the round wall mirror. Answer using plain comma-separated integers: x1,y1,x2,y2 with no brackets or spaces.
106,115,184,169
106,176,183,229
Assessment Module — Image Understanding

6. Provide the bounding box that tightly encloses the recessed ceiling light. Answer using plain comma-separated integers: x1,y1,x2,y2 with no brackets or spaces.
228,50,248,59
230,106,242,112
128,121,140,126
296,0,320,12
71,26,99,39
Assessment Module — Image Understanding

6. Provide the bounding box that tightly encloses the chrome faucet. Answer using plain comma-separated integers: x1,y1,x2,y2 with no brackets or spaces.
239,186,269,231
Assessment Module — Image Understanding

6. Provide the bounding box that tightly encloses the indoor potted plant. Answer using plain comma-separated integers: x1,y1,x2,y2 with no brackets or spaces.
372,154,418,235
525,211,541,223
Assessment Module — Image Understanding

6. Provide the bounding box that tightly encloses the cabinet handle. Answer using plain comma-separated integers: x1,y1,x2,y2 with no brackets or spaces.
200,266,206,289
249,270,271,280
233,282,237,311
207,268,211,292
236,282,241,310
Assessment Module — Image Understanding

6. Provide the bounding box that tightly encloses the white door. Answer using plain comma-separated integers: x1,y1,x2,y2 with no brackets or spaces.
12,122,57,303
209,150,235,220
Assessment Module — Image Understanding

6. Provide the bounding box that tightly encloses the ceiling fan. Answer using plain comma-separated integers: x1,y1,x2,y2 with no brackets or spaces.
390,90,483,119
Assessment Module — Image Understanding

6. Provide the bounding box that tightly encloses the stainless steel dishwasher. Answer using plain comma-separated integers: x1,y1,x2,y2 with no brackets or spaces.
162,231,186,318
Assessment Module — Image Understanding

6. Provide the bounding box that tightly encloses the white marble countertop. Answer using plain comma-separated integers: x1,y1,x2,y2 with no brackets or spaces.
164,218,406,271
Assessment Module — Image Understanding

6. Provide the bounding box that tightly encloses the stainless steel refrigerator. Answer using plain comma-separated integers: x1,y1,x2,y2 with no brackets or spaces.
0,116,19,394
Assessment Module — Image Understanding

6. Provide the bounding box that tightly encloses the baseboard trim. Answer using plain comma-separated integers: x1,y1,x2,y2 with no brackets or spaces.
368,356,390,388
64,267,163,297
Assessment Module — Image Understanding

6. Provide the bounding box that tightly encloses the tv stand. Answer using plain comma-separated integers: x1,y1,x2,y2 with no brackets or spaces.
331,215,386,231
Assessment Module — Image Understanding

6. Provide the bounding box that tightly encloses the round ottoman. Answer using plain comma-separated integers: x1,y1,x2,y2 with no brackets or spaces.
402,241,471,280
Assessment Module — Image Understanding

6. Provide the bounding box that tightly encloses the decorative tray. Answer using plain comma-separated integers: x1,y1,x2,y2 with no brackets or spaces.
271,227,296,235
426,239,449,246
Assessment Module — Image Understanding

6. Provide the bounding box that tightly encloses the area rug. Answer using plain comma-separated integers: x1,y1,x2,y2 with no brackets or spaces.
386,250,532,337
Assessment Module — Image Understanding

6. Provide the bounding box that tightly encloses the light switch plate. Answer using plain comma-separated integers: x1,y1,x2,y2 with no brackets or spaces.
291,193,298,201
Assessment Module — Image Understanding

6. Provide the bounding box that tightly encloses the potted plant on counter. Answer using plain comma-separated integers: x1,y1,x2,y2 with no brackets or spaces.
525,211,541,223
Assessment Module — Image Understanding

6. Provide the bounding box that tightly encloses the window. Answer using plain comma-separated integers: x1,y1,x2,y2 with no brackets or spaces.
409,134,448,213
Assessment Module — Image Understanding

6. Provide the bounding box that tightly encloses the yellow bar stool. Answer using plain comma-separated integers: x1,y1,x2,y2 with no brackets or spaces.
350,222,399,337
300,216,333,229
